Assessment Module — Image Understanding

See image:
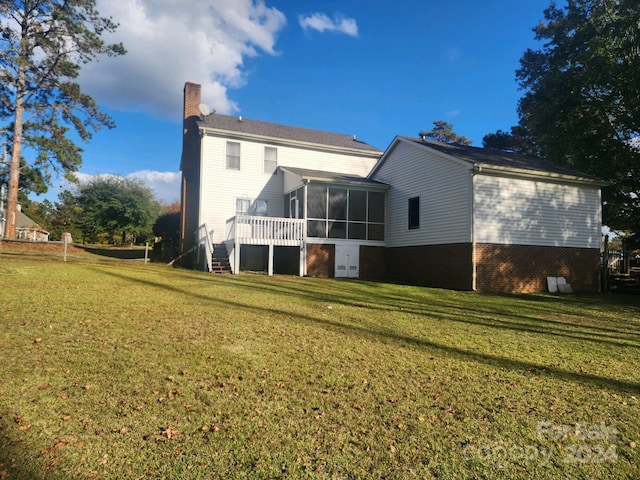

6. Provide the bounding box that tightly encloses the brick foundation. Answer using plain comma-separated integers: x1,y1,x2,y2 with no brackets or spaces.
306,241,601,293
385,243,474,290
306,243,335,277
475,243,600,293
359,246,386,280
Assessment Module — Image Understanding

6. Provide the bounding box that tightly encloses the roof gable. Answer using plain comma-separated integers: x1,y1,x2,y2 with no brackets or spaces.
15,210,48,233
199,113,382,156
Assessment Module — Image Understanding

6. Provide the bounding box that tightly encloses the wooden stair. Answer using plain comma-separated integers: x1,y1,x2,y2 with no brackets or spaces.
210,243,232,274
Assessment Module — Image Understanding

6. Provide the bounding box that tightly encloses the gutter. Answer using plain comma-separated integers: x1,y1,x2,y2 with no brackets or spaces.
473,163,608,187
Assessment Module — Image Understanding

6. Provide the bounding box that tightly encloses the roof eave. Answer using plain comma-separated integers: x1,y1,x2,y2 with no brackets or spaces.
199,125,382,158
474,163,608,186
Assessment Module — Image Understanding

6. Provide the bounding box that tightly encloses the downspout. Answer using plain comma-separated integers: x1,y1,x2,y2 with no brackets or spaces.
302,179,309,277
471,164,481,291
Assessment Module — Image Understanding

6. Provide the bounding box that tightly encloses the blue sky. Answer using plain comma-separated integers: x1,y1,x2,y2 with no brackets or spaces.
33,0,556,205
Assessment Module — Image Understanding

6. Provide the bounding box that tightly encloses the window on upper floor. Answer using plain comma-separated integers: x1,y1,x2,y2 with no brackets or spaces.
408,196,420,230
226,141,240,170
264,146,277,174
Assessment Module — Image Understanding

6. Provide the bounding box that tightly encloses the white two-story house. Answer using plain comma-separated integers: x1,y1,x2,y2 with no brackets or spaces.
180,82,605,293
180,82,387,279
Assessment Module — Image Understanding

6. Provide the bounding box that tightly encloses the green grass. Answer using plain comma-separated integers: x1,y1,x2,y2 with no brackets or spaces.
0,255,639,479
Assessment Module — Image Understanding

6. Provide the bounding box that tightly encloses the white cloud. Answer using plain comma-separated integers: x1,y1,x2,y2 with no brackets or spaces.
127,170,180,204
298,13,358,37
79,0,287,117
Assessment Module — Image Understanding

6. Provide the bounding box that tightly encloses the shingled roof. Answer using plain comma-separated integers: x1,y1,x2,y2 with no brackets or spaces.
398,137,604,184
280,166,387,187
199,113,381,155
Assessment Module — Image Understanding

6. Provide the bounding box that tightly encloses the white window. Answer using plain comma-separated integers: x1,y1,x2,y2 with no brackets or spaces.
236,198,250,215
226,141,240,170
264,146,277,174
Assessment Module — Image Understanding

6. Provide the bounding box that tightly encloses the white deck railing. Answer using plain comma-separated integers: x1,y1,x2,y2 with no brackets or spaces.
226,215,305,245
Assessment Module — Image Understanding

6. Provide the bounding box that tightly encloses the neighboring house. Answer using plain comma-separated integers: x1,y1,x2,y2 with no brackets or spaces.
15,207,49,242
369,137,605,292
180,82,605,292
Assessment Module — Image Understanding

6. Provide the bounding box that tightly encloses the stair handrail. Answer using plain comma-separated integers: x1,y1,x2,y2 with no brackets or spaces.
195,223,214,272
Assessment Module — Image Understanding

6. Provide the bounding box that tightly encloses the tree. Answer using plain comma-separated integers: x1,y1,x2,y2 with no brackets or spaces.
48,189,82,241
77,176,160,244
0,156,49,204
481,126,540,156
419,120,472,145
515,0,640,234
0,1,125,238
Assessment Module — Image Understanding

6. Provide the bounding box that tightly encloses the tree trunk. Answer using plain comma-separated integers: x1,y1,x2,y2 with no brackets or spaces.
5,64,26,239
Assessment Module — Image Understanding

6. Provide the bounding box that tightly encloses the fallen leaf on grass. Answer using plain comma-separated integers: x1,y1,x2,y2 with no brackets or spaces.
158,426,179,441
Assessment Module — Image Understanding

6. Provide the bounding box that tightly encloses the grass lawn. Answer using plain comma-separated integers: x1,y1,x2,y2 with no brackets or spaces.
0,254,639,479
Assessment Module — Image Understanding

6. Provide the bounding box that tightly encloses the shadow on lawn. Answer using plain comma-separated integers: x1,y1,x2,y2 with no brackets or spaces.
78,245,147,259
220,275,640,348
0,412,49,479
89,267,640,395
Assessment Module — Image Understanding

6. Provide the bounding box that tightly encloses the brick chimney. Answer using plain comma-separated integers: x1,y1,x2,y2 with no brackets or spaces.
181,82,203,172
183,82,201,121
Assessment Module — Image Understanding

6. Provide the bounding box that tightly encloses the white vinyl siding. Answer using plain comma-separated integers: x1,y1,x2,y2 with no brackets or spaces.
371,140,472,247
473,175,601,248
200,134,379,243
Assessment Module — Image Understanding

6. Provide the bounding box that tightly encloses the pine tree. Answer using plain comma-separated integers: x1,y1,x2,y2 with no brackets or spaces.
0,0,125,238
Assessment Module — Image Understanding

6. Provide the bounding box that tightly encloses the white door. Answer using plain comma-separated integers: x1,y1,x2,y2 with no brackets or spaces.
335,245,359,278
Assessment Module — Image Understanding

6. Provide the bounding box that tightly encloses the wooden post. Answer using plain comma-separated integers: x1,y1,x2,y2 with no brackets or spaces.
145,242,149,265
602,234,609,292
